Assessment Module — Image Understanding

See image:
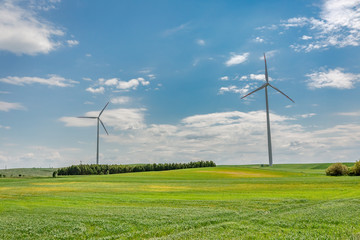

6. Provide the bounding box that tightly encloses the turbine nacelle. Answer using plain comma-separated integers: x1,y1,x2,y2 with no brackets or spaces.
241,82,295,103
78,102,110,135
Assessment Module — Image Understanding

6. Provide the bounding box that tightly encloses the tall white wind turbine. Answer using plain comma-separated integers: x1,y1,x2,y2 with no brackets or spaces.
78,102,110,164
241,54,294,166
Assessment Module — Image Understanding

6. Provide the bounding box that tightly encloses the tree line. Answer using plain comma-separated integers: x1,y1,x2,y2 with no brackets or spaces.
54,160,216,176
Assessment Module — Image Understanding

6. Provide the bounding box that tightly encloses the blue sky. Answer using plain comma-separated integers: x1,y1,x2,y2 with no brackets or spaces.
1,0,360,168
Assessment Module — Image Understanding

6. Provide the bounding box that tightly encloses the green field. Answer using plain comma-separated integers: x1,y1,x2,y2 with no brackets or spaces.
0,168,55,177
1,164,360,239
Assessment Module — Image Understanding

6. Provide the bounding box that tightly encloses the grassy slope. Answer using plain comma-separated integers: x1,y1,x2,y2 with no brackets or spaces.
0,164,359,239
235,162,355,174
0,168,55,177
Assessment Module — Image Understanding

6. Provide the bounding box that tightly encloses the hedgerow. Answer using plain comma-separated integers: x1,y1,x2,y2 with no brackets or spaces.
55,160,216,176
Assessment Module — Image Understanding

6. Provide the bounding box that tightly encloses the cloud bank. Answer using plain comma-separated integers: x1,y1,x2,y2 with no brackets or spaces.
56,110,360,166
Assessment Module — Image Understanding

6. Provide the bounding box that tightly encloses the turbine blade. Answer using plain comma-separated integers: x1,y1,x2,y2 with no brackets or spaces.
268,83,295,103
99,119,109,135
241,83,268,99
78,116,97,119
264,53,269,83
98,101,110,117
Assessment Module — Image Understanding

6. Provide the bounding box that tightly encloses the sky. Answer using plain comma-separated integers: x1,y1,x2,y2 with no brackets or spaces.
1,0,360,168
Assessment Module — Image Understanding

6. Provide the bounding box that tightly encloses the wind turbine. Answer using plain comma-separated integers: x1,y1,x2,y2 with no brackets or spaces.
78,102,110,164
241,54,294,166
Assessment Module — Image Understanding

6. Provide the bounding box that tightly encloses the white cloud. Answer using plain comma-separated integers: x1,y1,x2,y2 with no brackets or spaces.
240,74,272,81
337,111,360,116
281,17,309,28
29,0,61,11
321,0,360,30
250,74,265,81
103,108,146,130
104,78,118,86
306,68,360,89
254,37,264,43
67,39,79,47
220,71,277,98
225,52,249,66
0,1,64,55
301,35,312,40
117,77,149,90
0,101,25,112
299,113,316,118
279,0,360,51
111,96,131,105
138,77,150,86
85,76,151,95
196,39,205,46
219,76,229,81
60,108,146,130
147,74,156,80
82,77,92,81
219,85,250,95
0,124,11,130
117,79,140,90
86,86,105,94
0,75,78,87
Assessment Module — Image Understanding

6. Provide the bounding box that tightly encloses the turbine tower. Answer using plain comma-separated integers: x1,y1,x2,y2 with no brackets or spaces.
241,54,294,166
78,102,110,164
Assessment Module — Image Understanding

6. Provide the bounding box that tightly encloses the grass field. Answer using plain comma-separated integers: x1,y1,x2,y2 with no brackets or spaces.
0,168,55,177
1,164,360,239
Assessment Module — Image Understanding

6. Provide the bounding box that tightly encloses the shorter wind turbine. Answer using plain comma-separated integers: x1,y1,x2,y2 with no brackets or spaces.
78,102,110,164
241,53,294,166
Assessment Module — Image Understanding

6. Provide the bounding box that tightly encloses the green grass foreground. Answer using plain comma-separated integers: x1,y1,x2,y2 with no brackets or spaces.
1,164,360,239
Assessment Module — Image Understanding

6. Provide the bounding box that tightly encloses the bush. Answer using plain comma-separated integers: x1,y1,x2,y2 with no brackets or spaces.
348,160,360,176
325,163,349,176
